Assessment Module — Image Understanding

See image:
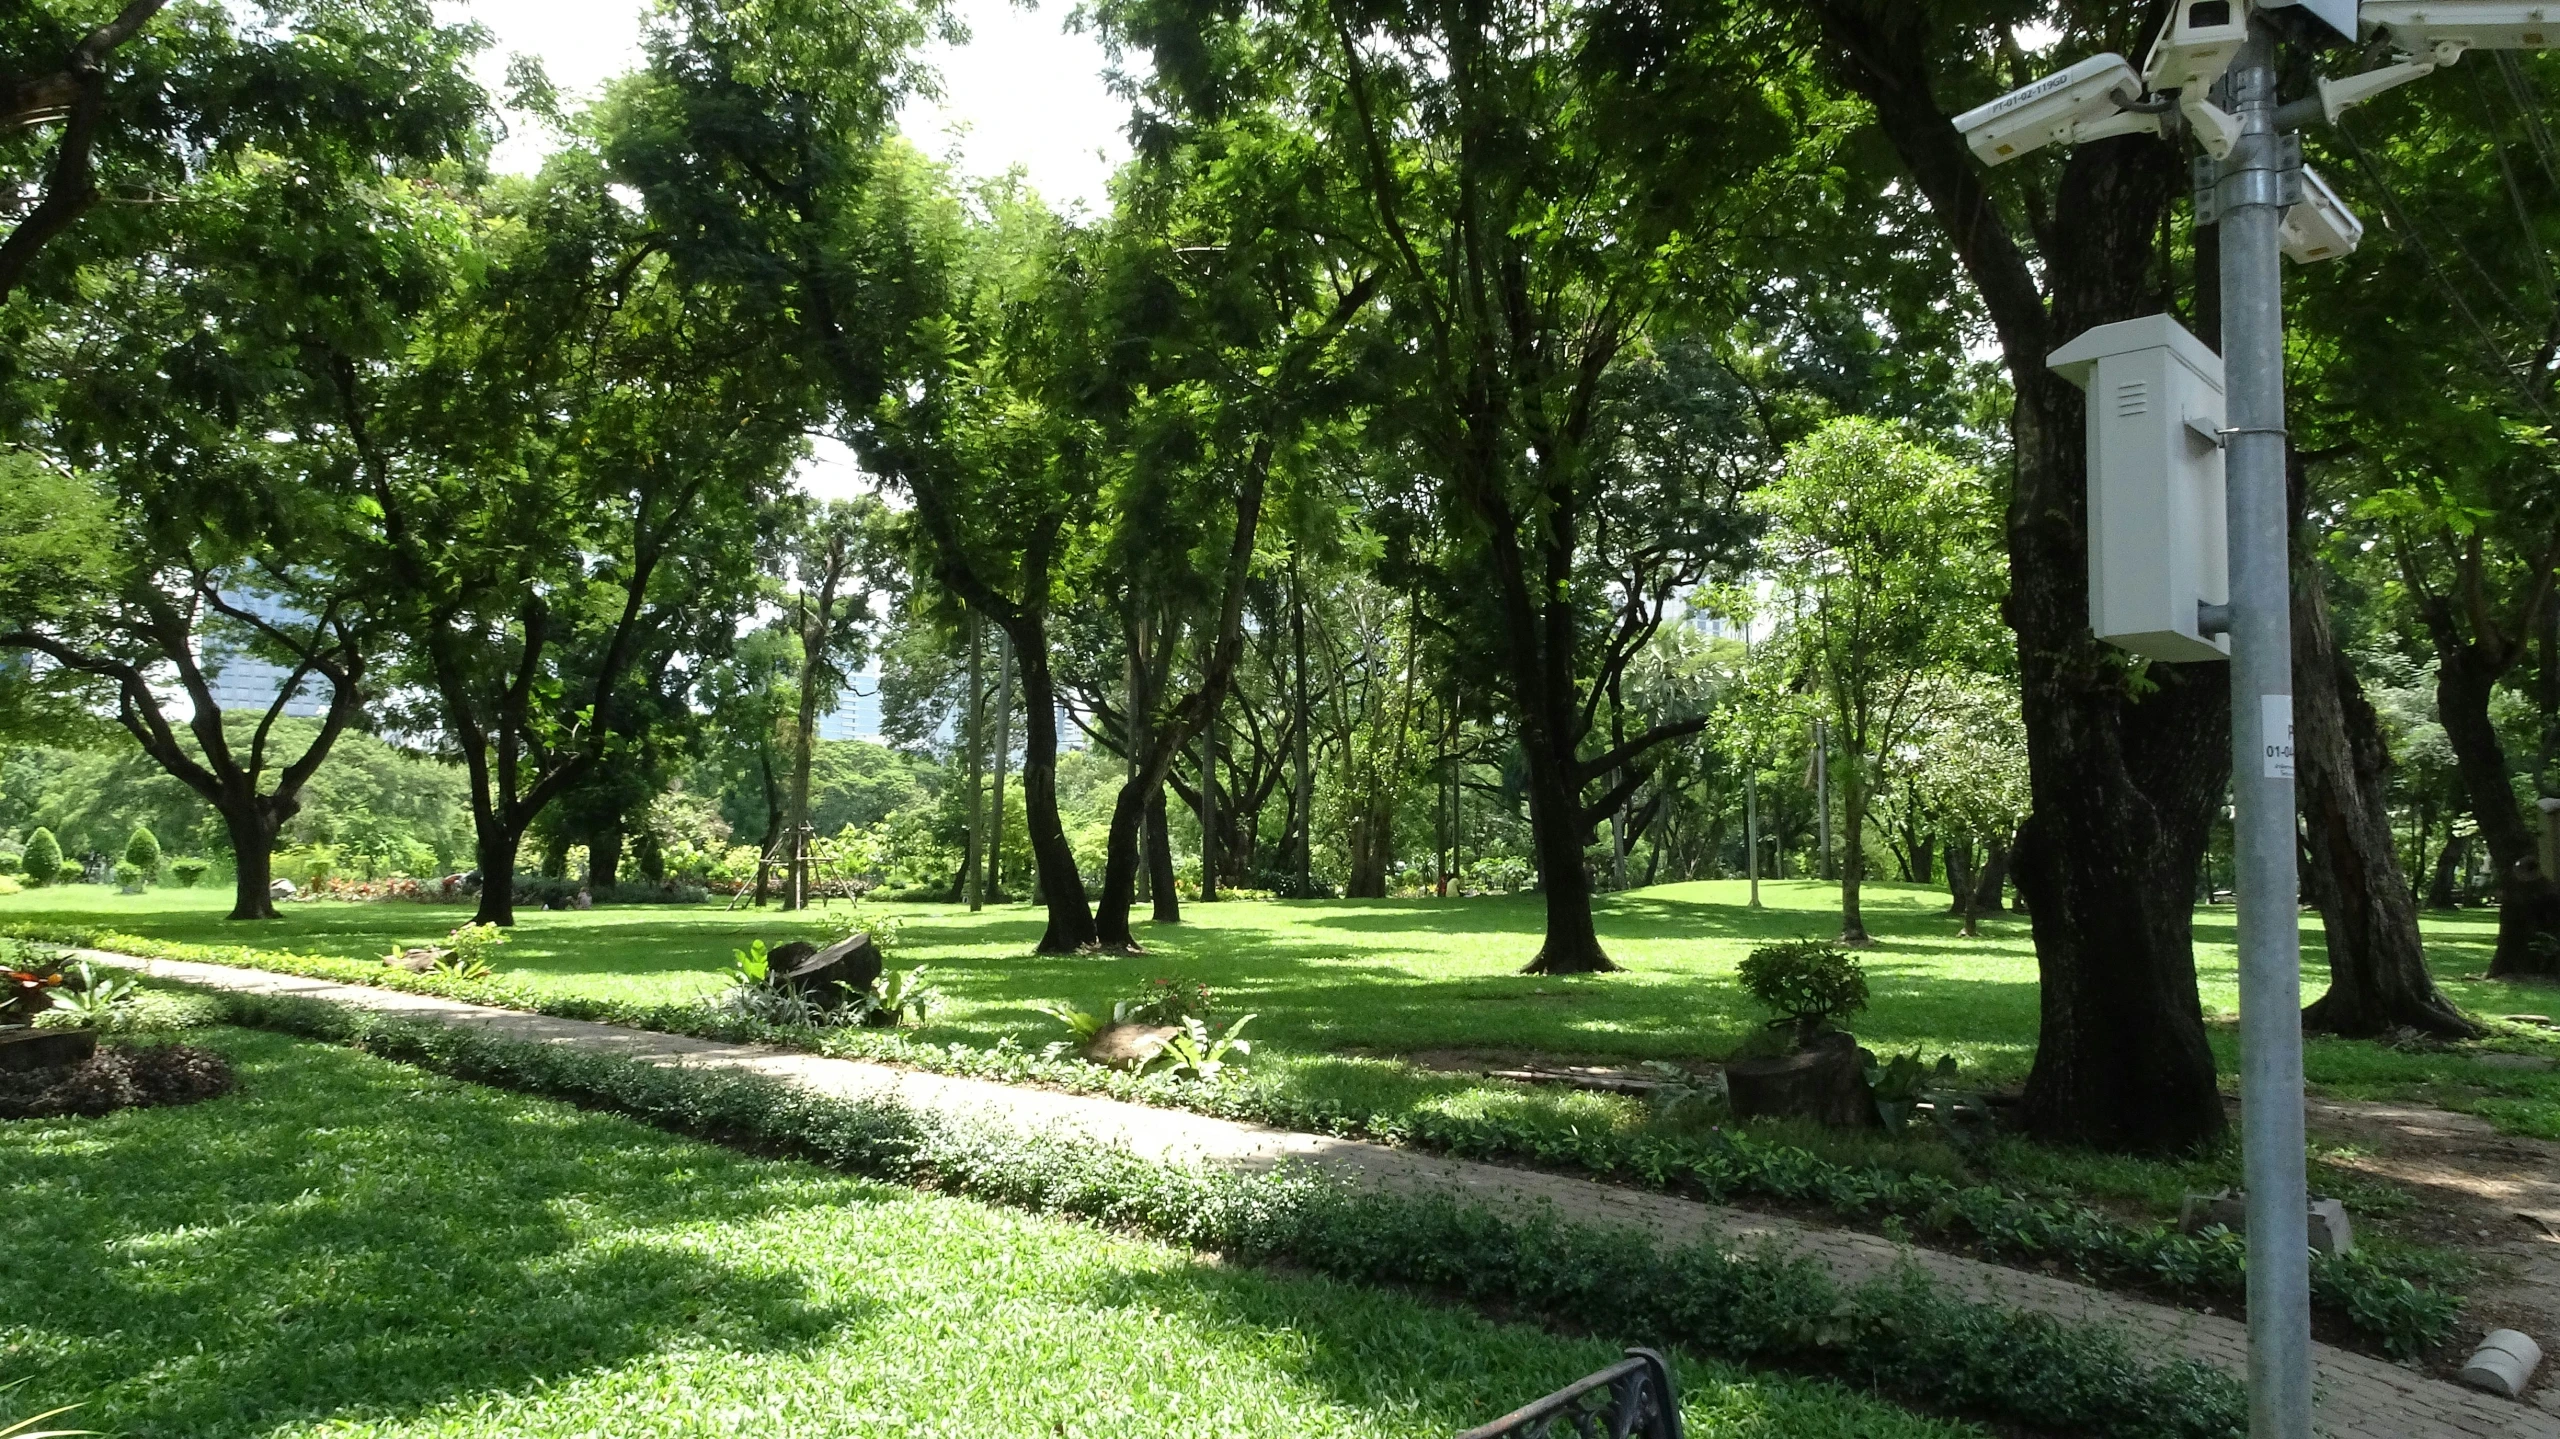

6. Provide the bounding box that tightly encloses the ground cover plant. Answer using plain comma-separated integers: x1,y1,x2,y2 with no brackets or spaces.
0,1021,1998,1439
38,931,2477,1358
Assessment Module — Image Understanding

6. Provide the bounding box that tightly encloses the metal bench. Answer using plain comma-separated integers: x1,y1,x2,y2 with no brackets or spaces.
1457,1348,1682,1439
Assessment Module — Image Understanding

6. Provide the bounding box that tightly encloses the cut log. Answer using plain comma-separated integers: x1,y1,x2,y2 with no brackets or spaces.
0,1028,98,1073
1724,1031,1878,1128
769,934,883,1011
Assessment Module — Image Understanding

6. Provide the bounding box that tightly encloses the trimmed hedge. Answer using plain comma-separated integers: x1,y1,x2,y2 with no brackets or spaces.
22,924,2458,1358
210,987,2248,1439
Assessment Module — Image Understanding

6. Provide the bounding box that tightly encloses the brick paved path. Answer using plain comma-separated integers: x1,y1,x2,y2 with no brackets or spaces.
100,950,2560,1439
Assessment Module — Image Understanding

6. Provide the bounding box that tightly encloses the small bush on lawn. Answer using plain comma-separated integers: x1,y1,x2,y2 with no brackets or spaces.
1123,975,1216,1025
213,990,2248,1439
123,826,160,878
169,857,209,888
30,926,2460,1359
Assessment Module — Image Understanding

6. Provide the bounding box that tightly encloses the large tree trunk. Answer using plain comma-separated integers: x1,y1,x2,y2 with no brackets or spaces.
2296,537,2479,1035
1146,786,1179,923
964,613,986,912
589,820,623,892
2428,831,2466,909
1011,627,1096,953
2430,620,2560,979
753,748,781,906
1519,734,1616,973
222,807,283,921
1290,549,1314,896
1838,745,1871,945
989,628,1014,901
1803,0,2230,1152
472,825,521,928
1973,839,2010,915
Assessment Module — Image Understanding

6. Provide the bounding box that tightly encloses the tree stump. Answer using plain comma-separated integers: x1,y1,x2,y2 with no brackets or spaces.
1725,1031,1878,1128
769,934,883,1012
384,947,446,973
0,1028,97,1073
1082,1023,1179,1069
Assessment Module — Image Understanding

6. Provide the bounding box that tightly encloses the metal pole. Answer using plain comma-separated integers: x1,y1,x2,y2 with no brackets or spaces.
1813,718,1833,881
1744,768,1762,910
2219,22,2311,1439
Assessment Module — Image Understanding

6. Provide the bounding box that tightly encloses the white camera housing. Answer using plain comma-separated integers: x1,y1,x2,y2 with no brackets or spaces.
2281,163,2364,261
2048,315,2231,664
2146,0,2252,93
2360,3,2560,55
1954,52,2153,165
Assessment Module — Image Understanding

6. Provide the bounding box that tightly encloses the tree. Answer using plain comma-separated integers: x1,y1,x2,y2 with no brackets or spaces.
1091,0,1824,969
2291,53,2560,983
0,0,482,305
1064,131,1385,948
1757,418,2000,944
780,499,893,908
605,1,1110,952
1790,2,2232,1152
1908,677,2030,936
0,157,481,919
361,160,802,926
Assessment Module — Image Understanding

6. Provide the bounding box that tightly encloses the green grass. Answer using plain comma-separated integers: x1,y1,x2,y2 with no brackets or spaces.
11,878,2553,1101
0,1026,1977,1439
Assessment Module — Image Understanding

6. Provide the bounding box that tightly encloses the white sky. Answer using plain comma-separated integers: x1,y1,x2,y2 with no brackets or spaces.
434,0,1134,502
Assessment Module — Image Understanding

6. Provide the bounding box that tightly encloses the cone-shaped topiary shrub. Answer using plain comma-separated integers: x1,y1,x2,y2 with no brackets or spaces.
22,828,61,888
124,825,161,881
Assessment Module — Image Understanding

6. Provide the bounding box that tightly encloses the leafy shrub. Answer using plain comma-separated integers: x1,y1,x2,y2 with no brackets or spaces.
854,965,940,1026
47,959,136,1024
1027,999,1111,1047
1123,975,1215,1025
55,861,84,885
213,993,2248,1439
1738,940,1869,1040
1160,1014,1255,1082
20,829,60,888
112,860,144,891
437,923,507,980
123,825,161,876
170,857,209,888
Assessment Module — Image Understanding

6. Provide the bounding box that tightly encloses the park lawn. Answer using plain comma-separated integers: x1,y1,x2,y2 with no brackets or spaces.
0,1026,1977,1439
7,877,2550,1079
6,881,2557,1192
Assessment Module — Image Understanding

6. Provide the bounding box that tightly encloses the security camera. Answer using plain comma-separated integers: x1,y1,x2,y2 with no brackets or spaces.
1954,52,2155,166
2146,0,2252,94
2280,164,2364,261
2360,3,2560,56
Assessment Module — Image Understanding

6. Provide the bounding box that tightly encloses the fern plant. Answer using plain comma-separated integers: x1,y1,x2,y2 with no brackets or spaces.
1156,1014,1256,1082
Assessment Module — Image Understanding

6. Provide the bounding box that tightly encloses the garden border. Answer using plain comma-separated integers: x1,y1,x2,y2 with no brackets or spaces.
74,944,2560,1439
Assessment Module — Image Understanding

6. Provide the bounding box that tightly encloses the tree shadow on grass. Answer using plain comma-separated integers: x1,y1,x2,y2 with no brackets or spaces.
1,1030,866,1437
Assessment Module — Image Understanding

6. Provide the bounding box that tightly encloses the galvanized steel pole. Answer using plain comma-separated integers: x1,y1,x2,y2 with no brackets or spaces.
2218,20,2312,1438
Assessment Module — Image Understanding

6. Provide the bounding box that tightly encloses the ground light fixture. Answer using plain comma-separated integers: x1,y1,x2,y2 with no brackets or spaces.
1957,4,2558,1436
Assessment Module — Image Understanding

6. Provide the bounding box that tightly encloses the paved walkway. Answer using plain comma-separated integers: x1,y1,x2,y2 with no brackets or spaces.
101,949,2560,1439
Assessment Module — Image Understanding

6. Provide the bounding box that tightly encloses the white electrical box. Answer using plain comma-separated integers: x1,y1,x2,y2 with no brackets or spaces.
2047,315,2231,663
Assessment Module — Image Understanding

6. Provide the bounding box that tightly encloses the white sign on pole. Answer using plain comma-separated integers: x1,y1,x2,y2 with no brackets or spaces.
2262,694,2296,779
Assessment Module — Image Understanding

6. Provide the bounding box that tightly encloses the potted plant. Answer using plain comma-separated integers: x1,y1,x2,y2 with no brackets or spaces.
1722,939,1878,1127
